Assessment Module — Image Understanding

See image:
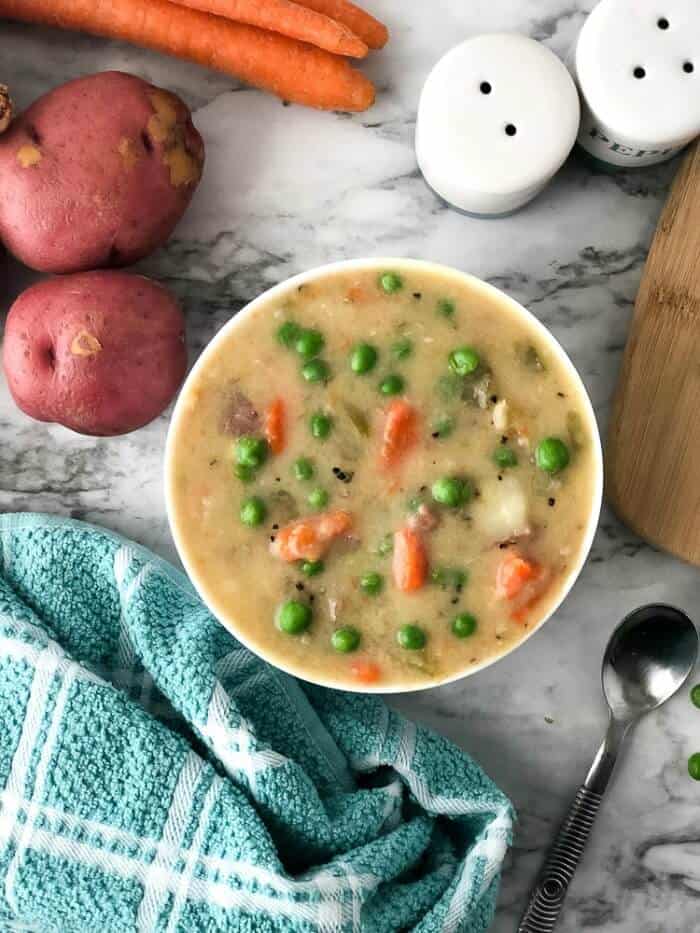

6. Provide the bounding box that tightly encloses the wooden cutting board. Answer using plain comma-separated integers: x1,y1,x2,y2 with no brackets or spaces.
607,139,700,565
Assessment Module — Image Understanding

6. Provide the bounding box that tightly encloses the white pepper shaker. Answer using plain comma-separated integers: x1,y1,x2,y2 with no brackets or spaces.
573,0,700,168
415,33,580,217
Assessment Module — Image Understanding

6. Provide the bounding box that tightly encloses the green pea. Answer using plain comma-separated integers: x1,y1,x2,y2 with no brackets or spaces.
379,373,405,396
432,476,472,508
360,572,384,596
493,447,518,468
331,626,361,653
376,534,394,556
293,457,314,481
301,358,330,383
295,328,325,359
350,342,378,374
276,320,301,348
689,753,700,781
235,435,268,469
691,684,700,708
310,412,332,440
379,271,403,294
391,337,413,361
397,624,426,651
535,437,570,474
300,559,324,577
431,416,455,439
277,600,312,635
449,346,480,376
234,462,256,483
308,487,329,509
437,298,455,318
451,613,477,638
240,496,266,527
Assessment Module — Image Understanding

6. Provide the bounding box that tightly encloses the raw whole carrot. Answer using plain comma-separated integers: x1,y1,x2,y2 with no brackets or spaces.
0,0,376,112
294,0,388,49
170,0,368,57
380,399,418,469
393,526,427,593
271,510,352,562
264,397,286,454
350,658,381,684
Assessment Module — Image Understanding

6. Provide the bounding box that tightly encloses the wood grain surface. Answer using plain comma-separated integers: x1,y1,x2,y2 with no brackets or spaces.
607,140,700,565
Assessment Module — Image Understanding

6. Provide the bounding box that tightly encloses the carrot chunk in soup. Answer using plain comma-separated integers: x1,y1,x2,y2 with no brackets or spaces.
393,526,428,592
272,511,353,562
264,397,286,455
380,399,418,469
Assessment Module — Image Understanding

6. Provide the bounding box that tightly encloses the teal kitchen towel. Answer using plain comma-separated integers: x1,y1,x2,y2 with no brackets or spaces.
0,513,513,933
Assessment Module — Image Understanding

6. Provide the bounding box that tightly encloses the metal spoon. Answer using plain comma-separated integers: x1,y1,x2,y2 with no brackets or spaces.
519,604,698,932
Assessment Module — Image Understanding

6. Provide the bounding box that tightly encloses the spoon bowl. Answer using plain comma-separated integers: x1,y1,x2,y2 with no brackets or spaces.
603,603,699,722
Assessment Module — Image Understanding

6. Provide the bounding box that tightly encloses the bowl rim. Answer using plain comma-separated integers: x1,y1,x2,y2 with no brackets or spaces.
164,257,603,694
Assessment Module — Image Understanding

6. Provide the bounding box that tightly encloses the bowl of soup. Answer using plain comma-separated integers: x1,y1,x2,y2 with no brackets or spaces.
165,259,602,692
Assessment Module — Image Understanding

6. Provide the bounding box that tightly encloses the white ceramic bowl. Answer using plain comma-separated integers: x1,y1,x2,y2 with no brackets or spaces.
165,259,603,693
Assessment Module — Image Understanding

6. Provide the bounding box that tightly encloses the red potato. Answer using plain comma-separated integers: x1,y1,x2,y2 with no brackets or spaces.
3,271,187,436
0,71,204,273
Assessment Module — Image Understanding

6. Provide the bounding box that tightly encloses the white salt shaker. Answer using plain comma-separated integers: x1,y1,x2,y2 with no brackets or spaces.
415,33,580,216
573,0,700,168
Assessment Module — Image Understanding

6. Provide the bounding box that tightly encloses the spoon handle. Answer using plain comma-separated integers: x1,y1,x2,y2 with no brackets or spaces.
517,784,603,932
518,718,628,932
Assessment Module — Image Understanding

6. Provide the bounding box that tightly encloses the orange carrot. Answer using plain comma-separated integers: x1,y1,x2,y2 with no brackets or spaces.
495,551,540,600
295,0,388,49
380,399,418,470
170,0,368,57
0,0,376,112
272,510,352,562
393,527,428,593
264,397,286,455
495,549,551,621
350,658,381,684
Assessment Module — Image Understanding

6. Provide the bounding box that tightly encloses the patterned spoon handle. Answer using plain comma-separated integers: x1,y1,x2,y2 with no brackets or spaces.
517,785,603,932
518,717,630,932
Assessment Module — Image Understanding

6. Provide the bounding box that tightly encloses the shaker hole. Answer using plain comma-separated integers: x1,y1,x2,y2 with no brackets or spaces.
480,81,492,95
657,17,669,29
683,61,694,73
633,66,646,79
505,123,517,137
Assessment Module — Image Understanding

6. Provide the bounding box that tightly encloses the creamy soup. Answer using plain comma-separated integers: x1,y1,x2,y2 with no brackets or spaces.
167,262,599,689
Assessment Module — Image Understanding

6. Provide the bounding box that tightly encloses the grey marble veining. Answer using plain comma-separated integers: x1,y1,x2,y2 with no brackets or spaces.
1,2,699,930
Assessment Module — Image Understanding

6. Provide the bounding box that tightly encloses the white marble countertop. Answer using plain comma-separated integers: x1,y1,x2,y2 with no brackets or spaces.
1,3,699,931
